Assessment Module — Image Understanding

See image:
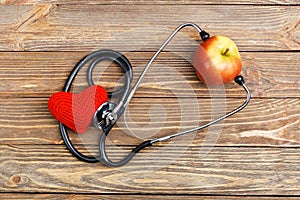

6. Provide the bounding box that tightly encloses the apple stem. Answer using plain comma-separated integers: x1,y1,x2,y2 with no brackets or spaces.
223,48,230,56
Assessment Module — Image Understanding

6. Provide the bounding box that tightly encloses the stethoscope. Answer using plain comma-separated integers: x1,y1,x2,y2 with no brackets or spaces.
59,22,251,167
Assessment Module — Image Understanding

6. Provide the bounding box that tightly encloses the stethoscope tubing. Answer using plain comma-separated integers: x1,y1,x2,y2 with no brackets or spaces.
59,23,250,167
60,50,133,164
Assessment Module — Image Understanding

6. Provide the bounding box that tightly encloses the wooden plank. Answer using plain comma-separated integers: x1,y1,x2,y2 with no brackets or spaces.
0,2,298,199
0,4,299,51
0,97,299,146
1,194,300,200
0,52,299,98
1,0,299,5
1,144,300,195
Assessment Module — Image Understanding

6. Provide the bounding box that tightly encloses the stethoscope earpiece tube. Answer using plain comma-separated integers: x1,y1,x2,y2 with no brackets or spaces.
59,23,250,167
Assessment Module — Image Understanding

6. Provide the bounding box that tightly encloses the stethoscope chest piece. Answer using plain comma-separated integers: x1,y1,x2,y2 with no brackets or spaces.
93,102,117,130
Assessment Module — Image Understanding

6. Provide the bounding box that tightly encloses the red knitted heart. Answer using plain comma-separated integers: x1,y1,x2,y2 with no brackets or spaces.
48,85,108,134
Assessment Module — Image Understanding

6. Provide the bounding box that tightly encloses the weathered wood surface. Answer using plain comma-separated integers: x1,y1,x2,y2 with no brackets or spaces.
0,0,299,199
0,97,299,146
0,4,299,51
1,194,300,200
1,195,300,200
0,52,299,98
1,145,300,195
1,0,300,5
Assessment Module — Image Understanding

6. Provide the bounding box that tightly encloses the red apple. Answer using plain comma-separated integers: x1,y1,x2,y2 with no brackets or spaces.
193,35,242,86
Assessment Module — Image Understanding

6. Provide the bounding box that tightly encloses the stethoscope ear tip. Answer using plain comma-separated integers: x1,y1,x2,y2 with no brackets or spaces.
234,75,245,86
200,30,210,41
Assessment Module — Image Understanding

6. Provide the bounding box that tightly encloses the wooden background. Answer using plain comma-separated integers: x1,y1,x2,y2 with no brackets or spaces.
0,0,299,199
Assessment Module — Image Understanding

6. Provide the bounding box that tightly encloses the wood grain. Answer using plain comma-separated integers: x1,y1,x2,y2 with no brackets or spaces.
0,1,299,199
0,52,299,98
1,194,300,200
0,4,299,51
1,144,300,195
1,0,300,5
0,97,299,146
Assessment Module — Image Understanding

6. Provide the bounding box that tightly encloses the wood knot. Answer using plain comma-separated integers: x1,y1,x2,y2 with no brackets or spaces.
12,175,21,184
7,174,30,187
